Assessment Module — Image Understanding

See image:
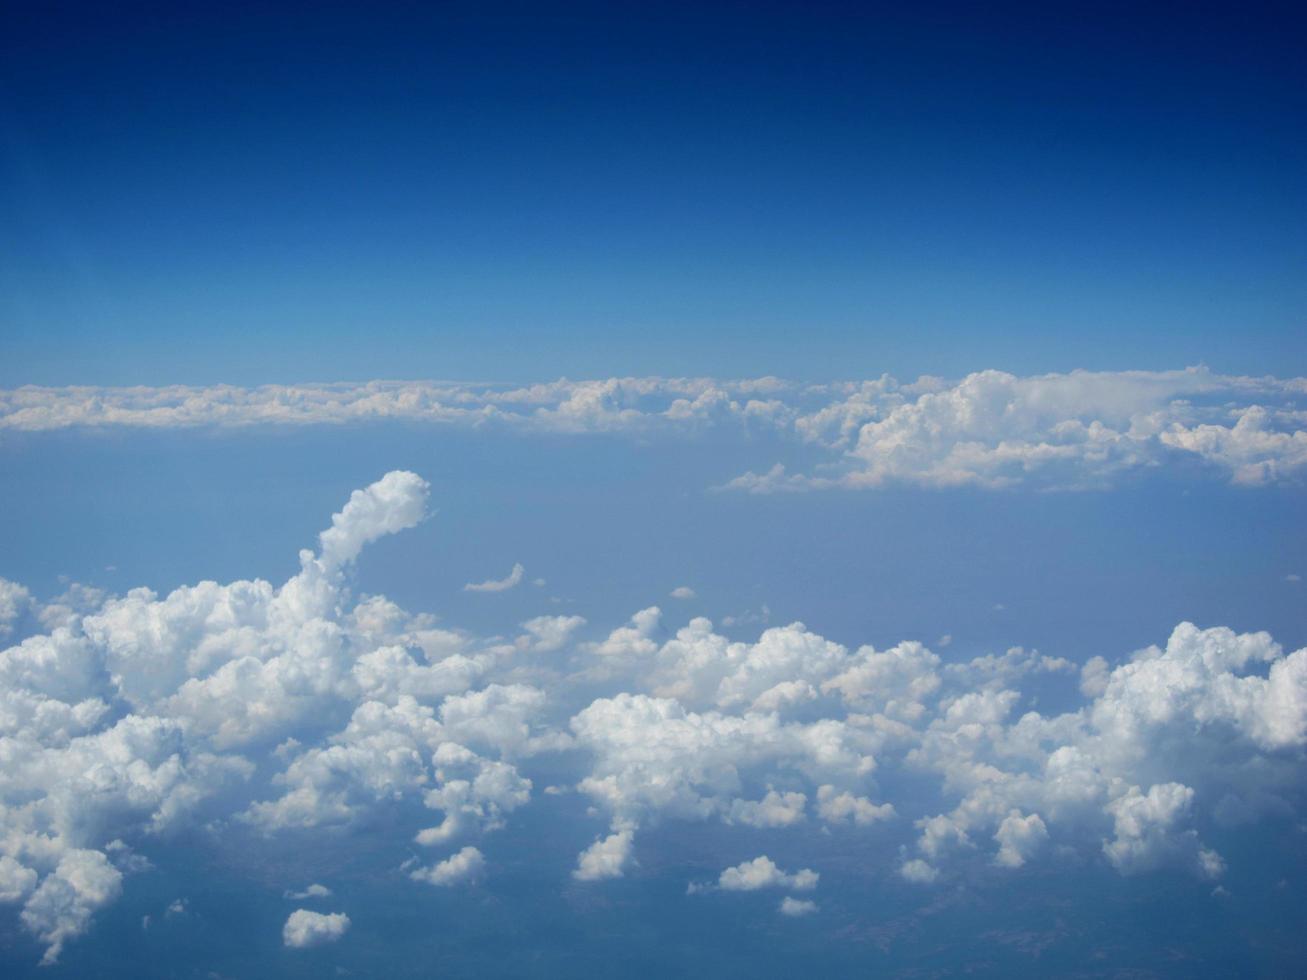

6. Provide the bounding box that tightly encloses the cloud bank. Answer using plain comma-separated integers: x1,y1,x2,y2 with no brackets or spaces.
3,368,1305,490
1,471,1305,962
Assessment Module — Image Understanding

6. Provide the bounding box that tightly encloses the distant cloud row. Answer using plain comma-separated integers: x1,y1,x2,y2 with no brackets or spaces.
3,368,1305,489
2,472,1305,962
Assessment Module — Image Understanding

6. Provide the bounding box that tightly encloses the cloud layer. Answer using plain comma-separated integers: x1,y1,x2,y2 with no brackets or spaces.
1,471,1305,963
3,368,1306,490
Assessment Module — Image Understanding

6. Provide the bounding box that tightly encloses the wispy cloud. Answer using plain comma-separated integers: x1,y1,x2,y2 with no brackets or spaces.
464,562,525,593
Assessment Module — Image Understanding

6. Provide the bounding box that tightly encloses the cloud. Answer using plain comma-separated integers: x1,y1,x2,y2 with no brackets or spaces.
899,859,940,884
318,471,430,570
993,811,1048,868
779,896,818,916
0,472,555,962
3,370,1304,491
717,856,818,892
0,578,32,636
20,851,122,965
669,587,696,600
283,909,350,948
464,563,525,593
284,883,332,900
573,828,634,881
727,790,807,828
519,615,586,653
410,846,485,887
816,785,895,826
2,470,1307,962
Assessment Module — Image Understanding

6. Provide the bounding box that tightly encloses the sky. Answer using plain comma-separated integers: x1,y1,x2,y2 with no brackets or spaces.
2,3,1307,978
2,1,1305,383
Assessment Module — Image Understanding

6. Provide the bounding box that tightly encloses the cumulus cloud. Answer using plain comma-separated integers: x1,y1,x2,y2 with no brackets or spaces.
573,828,634,881
993,811,1048,868
318,471,430,569
0,578,32,636
283,909,350,948
20,851,122,965
3,470,1307,963
519,615,586,652
899,858,940,884
669,586,696,600
717,856,818,892
3,369,1304,491
465,563,525,593
0,472,553,963
410,846,486,887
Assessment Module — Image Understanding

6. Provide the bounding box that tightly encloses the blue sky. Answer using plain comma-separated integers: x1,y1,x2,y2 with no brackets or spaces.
3,2,1305,383
2,3,1307,978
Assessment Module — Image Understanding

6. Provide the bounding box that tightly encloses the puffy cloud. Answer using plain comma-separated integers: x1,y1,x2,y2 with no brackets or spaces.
727,368,1307,491
0,856,38,904
585,607,662,661
410,846,486,887
1102,784,1224,879
0,472,549,963
20,850,122,965
3,467,1307,964
899,859,940,884
993,811,1048,868
717,856,817,892
816,785,895,826
317,471,430,570
465,564,525,593
283,909,350,948
573,829,634,881
0,578,32,636
569,693,876,832
519,615,586,653
669,587,696,600
728,790,807,828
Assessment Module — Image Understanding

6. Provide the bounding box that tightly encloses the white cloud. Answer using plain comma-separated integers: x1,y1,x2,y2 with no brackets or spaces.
20,850,122,965
993,811,1048,868
573,828,634,881
899,858,939,884
779,896,818,916
0,856,38,904
727,790,807,828
2,468,1307,963
318,470,430,570
717,856,818,892
410,846,486,887
0,578,32,636
585,607,661,661
284,883,332,900
283,909,350,948
519,615,586,652
4,370,1304,491
1102,784,1224,879
464,563,525,593
670,586,696,600
816,785,895,826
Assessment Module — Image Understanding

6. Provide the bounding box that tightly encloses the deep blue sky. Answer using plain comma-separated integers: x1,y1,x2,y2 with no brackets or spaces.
3,0,1305,384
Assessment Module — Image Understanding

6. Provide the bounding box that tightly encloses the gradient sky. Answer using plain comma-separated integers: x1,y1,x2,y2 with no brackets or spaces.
2,5,1307,978
3,1,1305,384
